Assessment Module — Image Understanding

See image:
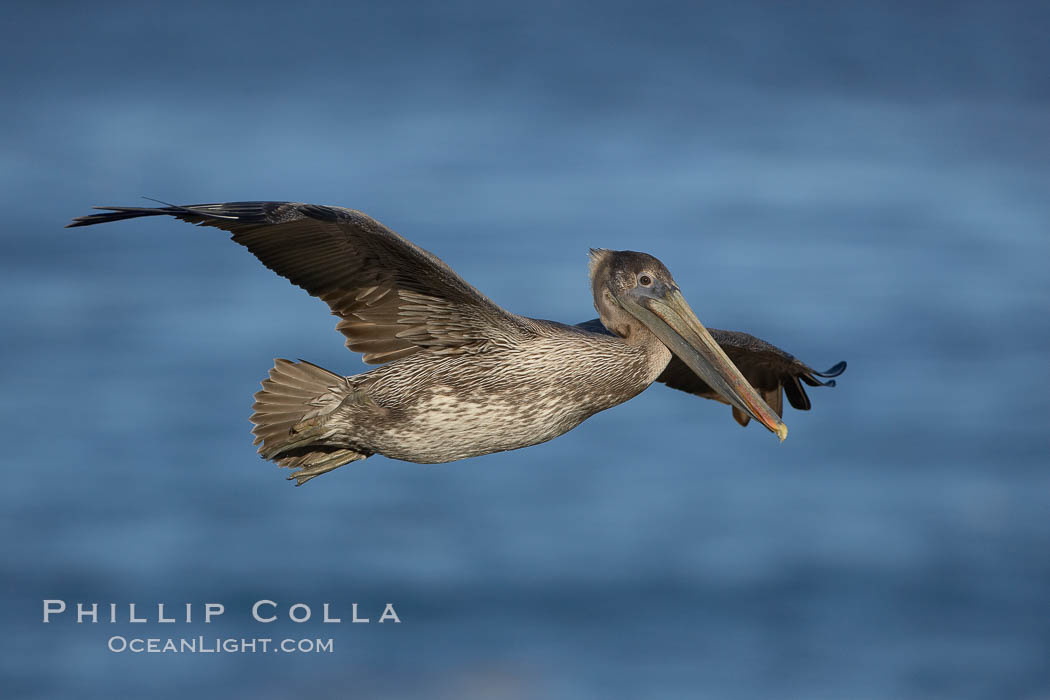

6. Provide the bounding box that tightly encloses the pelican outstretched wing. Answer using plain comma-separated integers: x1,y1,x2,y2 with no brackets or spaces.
69,201,535,363
576,319,845,426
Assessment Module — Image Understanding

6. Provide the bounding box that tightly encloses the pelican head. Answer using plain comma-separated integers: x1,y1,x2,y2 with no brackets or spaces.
588,249,788,441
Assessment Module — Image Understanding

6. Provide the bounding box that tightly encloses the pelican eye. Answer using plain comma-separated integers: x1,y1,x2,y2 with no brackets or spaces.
638,274,653,287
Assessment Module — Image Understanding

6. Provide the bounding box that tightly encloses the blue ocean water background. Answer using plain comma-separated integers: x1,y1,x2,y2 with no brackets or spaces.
2,2,1048,698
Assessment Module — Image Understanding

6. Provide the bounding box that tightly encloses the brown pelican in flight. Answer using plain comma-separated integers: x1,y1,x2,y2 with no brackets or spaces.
68,201,845,485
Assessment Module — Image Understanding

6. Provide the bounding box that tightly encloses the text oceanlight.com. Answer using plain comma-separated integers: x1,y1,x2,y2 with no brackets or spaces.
107,636,334,654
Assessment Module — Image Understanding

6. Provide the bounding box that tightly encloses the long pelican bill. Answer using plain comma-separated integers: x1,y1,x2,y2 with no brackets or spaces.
625,288,789,441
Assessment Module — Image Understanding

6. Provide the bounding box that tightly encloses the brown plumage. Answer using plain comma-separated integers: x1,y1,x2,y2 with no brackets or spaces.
68,200,844,484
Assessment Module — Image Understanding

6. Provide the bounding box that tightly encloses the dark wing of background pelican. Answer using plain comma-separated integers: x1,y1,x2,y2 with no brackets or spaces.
576,319,845,426
68,202,535,362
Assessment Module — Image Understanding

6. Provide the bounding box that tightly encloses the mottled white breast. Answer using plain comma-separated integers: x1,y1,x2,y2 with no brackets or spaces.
356,332,671,463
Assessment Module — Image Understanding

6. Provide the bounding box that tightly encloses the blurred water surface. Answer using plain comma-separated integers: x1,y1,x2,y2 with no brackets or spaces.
3,1,1048,698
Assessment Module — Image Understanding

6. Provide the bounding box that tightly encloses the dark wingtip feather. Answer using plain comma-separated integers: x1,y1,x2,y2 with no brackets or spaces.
66,200,257,229
731,406,751,427
814,361,847,378
66,207,158,228
783,376,812,411
799,361,846,387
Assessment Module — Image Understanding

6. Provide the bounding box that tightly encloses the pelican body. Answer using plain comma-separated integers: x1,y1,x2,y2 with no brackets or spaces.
68,201,844,485
319,321,664,464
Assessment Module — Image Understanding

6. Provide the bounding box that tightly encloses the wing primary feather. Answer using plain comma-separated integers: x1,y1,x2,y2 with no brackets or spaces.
811,361,847,378
783,376,812,411
68,199,536,363
140,196,242,220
